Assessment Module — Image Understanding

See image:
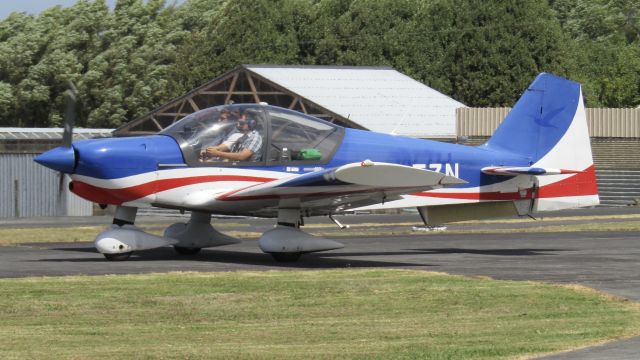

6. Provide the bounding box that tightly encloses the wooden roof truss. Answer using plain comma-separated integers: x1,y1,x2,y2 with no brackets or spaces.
114,66,362,136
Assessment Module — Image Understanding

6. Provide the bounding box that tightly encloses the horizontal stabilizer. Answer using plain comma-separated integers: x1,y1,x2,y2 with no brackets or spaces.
481,166,580,176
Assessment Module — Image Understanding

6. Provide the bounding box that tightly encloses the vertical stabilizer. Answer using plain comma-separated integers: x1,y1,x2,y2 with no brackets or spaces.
484,73,599,210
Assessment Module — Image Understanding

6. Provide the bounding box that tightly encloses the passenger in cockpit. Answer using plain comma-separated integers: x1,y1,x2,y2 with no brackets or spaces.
199,108,242,160
201,109,263,162
214,108,240,138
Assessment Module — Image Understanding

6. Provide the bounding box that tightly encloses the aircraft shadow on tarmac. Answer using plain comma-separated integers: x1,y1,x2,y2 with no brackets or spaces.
408,248,566,256
41,246,423,269
40,244,567,269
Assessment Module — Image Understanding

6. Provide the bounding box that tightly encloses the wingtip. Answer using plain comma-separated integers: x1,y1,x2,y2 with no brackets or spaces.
439,175,467,185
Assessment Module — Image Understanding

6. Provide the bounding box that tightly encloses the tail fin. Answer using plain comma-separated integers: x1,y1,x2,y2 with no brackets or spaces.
485,73,599,211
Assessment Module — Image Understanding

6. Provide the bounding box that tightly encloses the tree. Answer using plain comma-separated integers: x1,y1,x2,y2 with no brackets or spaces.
0,0,637,128
0,2,104,127
551,0,640,106
81,0,188,128
405,0,570,106
169,0,308,89
0,82,15,126
568,42,640,107
551,0,639,44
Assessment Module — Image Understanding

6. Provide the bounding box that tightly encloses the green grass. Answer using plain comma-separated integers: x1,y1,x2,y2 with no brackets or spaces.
0,269,639,359
2,219,640,246
200,219,640,239
0,226,104,245
0,225,230,246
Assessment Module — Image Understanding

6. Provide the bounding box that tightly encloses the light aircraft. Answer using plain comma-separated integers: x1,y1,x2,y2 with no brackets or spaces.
35,73,599,261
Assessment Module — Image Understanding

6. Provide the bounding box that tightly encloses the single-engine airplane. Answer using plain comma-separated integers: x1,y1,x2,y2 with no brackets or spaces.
35,73,599,261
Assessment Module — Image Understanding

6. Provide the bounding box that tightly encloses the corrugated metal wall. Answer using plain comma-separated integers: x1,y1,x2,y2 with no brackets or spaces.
456,108,510,136
588,108,640,137
0,154,92,217
457,108,640,137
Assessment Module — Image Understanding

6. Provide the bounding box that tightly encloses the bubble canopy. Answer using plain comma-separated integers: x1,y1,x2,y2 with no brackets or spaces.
161,104,344,166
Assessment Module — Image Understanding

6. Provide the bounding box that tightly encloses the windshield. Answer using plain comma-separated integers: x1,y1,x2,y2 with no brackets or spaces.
161,104,266,164
267,108,342,164
161,104,343,166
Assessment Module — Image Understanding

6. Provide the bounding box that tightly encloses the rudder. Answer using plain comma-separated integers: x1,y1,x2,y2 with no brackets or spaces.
484,73,599,210
484,73,581,163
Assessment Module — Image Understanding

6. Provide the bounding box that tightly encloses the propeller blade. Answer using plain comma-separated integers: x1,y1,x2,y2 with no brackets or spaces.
62,81,77,148
58,81,77,215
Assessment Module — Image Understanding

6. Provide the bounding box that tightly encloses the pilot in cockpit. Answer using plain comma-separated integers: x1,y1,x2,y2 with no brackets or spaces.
200,109,263,162
198,108,239,157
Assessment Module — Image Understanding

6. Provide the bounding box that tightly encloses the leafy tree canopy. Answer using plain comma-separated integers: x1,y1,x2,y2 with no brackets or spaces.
0,0,637,128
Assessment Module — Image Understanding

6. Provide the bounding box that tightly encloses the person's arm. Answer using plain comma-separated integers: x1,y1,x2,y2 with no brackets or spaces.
201,131,242,158
201,143,230,158
221,132,243,148
213,148,254,161
203,132,259,161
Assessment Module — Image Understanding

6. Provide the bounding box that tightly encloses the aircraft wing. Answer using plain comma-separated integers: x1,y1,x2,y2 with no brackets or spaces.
217,161,466,205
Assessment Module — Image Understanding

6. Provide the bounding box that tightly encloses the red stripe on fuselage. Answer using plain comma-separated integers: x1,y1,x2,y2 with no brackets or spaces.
70,166,598,206
413,165,597,201
71,175,275,205
537,165,598,198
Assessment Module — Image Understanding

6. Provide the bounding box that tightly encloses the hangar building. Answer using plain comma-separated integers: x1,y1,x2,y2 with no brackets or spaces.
116,65,465,140
1,128,111,217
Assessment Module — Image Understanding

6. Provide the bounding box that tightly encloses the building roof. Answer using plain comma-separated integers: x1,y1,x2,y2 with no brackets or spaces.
0,128,113,140
245,65,466,138
116,65,465,138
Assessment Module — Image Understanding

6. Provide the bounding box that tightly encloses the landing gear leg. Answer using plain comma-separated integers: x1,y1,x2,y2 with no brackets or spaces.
100,206,138,261
259,208,343,262
271,209,303,262
164,211,240,255
113,205,137,226
95,206,178,261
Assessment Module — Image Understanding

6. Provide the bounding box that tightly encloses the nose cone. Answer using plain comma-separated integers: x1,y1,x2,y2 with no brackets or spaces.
34,146,76,173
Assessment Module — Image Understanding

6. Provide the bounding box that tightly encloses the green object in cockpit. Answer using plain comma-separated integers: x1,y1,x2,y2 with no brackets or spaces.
298,148,322,160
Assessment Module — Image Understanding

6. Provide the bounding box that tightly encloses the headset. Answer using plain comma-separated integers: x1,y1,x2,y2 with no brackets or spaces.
246,118,257,130
239,109,259,130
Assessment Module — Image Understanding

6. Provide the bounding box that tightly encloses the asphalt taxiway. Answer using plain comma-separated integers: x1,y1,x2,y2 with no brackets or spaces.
2,230,639,300
1,208,639,359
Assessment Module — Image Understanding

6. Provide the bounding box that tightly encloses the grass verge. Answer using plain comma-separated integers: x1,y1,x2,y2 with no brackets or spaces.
1,269,639,359
1,219,640,246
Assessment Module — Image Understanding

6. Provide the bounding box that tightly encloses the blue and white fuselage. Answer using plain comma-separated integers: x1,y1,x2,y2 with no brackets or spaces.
34,73,599,261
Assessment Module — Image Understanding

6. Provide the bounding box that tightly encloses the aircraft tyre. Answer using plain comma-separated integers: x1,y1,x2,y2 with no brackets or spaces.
174,246,202,255
270,252,302,262
103,252,132,261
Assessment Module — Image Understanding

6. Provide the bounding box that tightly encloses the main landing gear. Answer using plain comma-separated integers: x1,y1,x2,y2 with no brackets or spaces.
94,206,177,261
94,207,239,261
164,211,240,254
258,208,344,262
94,206,343,263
